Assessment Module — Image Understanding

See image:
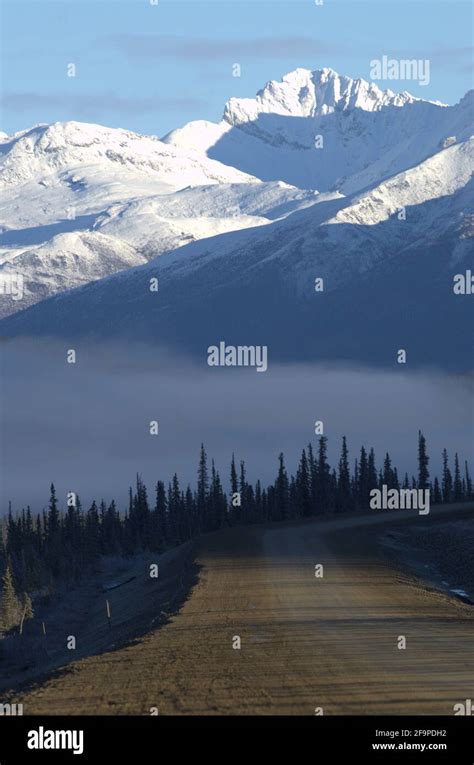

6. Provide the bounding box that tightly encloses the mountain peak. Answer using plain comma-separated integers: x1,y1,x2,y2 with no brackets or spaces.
163,64,470,192
223,66,418,126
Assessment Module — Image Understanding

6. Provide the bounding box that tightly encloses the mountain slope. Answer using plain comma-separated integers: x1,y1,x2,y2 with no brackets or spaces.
0,232,148,310
164,68,473,193
1,67,472,364
0,122,324,317
2,140,472,370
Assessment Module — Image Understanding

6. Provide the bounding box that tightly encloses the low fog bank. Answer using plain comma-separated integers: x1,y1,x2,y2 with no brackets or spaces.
1,337,472,513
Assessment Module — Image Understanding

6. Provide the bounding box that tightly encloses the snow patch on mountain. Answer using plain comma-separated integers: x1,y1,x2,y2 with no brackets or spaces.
330,139,474,228
93,181,330,254
0,231,146,314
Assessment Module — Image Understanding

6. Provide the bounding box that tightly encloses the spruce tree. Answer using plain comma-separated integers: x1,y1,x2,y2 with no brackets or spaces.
153,481,167,551
0,563,21,632
417,431,430,490
442,449,453,503
336,437,351,511
239,460,247,524
383,453,393,488
289,475,297,516
46,483,62,577
358,446,369,508
367,448,378,492
48,483,59,535
209,461,225,531
184,486,195,538
308,443,318,514
197,444,209,530
465,461,472,500
275,453,289,521
296,449,311,517
168,474,182,543
230,454,238,497
392,467,400,490
453,453,463,502
316,436,331,512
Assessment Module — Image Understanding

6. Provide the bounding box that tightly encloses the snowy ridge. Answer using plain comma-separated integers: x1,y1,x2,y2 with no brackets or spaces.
0,121,256,189
164,68,472,192
0,122,321,317
223,68,421,125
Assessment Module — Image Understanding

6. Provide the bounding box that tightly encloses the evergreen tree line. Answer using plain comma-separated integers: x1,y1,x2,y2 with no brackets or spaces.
1,432,472,634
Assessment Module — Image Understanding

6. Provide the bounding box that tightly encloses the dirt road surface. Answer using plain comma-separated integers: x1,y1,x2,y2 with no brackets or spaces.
10,505,474,715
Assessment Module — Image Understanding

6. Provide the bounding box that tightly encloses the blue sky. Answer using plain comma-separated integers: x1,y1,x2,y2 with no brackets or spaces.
1,0,472,137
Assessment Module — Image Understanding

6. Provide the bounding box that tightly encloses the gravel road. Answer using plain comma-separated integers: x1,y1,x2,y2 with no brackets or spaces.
10,504,474,715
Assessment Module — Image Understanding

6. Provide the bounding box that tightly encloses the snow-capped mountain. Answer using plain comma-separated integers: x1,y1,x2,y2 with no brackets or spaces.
2,136,472,370
0,66,472,370
0,120,255,192
164,67,472,193
0,121,321,317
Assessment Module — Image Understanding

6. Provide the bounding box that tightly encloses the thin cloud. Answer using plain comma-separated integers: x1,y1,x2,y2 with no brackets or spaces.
101,34,348,61
458,62,474,74
428,45,473,62
395,45,473,64
1,91,208,116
